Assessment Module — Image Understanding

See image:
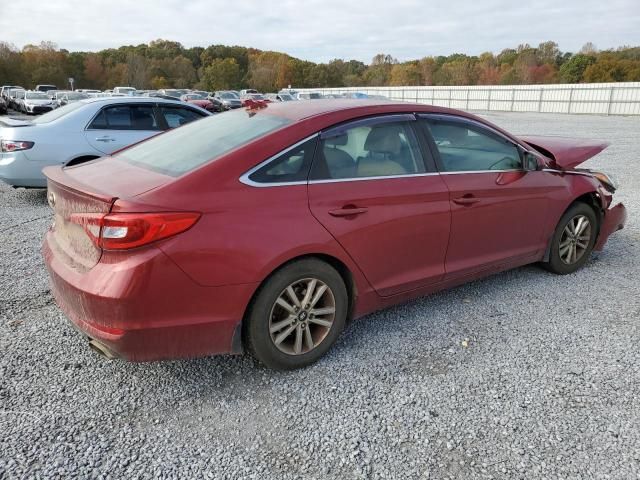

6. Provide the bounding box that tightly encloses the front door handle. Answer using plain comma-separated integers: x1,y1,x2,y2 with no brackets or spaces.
452,195,480,206
329,206,368,217
95,136,115,142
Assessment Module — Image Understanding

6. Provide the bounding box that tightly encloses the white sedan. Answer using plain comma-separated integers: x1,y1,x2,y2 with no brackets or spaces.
0,97,211,187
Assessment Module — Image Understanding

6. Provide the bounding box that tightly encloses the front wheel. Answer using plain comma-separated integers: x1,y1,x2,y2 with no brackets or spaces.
244,259,348,370
543,202,599,275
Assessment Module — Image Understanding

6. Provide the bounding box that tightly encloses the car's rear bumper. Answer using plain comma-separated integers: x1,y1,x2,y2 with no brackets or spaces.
0,151,47,187
43,230,259,361
594,202,627,251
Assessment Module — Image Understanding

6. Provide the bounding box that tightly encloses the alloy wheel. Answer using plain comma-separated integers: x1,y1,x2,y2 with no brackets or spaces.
559,214,592,265
268,278,336,355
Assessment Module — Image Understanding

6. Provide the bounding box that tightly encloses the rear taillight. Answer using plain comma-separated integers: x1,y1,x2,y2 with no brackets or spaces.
1,140,34,152
70,212,200,250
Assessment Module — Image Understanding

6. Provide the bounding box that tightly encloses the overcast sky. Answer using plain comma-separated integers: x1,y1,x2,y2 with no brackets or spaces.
2,0,639,63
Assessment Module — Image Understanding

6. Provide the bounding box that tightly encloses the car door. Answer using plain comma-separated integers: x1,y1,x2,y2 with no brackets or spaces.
307,114,451,297
420,114,563,279
84,103,161,154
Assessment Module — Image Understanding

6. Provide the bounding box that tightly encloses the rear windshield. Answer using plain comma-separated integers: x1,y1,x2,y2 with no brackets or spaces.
32,101,86,124
117,109,291,176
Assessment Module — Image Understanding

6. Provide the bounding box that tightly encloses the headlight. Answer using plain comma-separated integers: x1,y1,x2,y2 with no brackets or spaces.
591,170,618,193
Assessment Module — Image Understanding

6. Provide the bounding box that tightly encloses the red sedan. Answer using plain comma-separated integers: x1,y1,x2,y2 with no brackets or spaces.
42,100,627,370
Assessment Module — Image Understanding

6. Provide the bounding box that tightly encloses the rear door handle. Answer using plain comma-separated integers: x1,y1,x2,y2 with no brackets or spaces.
452,195,480,206
95,136,115,142
329,207,368,217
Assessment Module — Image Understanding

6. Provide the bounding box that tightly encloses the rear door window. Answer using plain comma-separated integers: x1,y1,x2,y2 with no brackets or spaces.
88,105,160,131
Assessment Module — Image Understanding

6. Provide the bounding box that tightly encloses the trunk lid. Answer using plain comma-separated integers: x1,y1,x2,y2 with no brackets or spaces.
43,158,174,271
519,135,609,170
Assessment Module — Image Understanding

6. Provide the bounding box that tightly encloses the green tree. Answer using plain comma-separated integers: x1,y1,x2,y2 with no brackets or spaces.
200,58,242,90
559,54,596,83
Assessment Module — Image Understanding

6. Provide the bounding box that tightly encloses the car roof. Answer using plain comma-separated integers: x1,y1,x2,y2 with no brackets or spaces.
256,98,445,121
77,96,187,106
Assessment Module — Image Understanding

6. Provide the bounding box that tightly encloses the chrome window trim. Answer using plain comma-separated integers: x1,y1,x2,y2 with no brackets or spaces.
239,134,319,187
308,172,441,184
542,168,594,178
439,169,524,175
84,102,160,132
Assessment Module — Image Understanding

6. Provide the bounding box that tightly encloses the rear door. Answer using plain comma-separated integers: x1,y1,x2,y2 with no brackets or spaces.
84,103,161,154
420,114,563,278
308,114,451,296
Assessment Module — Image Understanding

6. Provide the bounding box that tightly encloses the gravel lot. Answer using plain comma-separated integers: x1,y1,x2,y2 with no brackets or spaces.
1,111,639,479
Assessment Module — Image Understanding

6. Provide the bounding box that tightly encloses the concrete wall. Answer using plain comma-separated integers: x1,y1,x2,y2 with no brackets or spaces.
298,82,640,115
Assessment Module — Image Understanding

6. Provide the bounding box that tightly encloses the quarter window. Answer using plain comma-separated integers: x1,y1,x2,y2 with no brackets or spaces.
89,105,159,131
248,137,317,184
310,121,425,180
424,119,521,172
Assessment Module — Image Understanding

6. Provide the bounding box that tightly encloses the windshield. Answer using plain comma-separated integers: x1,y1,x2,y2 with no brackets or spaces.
25,92,50,100
118,109,291,176
280,94,294,101
31,101,86,124
250,94,265,100
219,92,236,99
186,94,206,100
117,87,135,93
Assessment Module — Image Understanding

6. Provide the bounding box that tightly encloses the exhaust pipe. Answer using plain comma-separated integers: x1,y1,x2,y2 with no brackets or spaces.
88,339,117,360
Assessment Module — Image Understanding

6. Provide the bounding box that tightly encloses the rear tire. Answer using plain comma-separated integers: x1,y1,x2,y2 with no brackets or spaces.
543,202,598,275
244,259,348,370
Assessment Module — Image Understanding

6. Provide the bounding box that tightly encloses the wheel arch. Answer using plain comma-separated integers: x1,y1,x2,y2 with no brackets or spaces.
232,253,357,354
65,155,101,167
543,190,603,262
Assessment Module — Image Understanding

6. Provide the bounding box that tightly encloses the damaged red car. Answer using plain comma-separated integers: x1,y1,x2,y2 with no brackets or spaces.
42,100,627,370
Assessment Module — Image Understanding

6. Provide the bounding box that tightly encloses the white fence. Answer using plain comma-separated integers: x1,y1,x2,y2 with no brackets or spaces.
299,82,640,116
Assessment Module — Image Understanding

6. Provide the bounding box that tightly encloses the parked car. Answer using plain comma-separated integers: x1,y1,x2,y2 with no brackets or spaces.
40,100,626,370
239,89,259,96
20,91,58,114
56,91,90,107
8,89,26,110
297,92,324,100
35,84,58,92
158,89,189,99
0,96,7,114
1,85,24,101
180,93,216,112
212,91,242,111
113,87,137,96
265,93,295,102
240,93,269,108
77,89,102,94
0,97,211,188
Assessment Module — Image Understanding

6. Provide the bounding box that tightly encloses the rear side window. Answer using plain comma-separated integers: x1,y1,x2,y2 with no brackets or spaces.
89,105,159,131
424,119,521,172
160,106,205,129
310,121,425,180
117,109,291,176
248,137,317,184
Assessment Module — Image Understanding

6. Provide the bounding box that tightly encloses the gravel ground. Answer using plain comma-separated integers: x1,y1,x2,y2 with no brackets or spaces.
0,111,639,479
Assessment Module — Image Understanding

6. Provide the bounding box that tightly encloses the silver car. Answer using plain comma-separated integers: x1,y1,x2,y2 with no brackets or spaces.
20,91,58,114
0,97,211,188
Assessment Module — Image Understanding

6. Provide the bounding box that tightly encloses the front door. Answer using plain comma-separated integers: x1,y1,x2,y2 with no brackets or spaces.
421,115,563,278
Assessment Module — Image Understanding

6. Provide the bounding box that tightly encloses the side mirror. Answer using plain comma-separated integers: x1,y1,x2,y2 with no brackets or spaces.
523,151,542,171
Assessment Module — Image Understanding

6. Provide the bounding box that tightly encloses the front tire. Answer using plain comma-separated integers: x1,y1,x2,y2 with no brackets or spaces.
244,259,348,370
543,202,599,275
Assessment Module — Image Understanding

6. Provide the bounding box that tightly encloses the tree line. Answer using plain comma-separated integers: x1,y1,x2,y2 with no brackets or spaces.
1,39,639,92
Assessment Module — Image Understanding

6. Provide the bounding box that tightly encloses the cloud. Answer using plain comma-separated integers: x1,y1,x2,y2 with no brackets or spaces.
2,0,639,62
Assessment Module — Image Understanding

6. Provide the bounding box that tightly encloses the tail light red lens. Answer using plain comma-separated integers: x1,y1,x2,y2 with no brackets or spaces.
70,212,200,250
1,140,34,152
